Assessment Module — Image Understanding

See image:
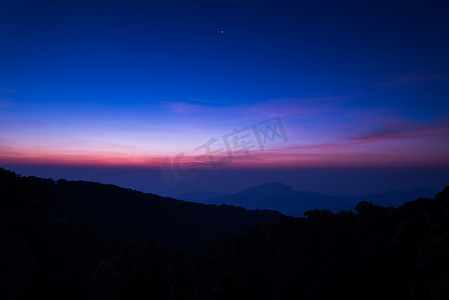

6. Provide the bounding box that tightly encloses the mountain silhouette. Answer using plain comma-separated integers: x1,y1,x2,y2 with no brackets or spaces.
1,167,448,299
33,177,280,252
191,186,449,300
176,182,437,216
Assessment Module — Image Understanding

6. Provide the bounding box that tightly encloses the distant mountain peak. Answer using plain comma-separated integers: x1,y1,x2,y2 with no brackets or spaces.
241,182,293,194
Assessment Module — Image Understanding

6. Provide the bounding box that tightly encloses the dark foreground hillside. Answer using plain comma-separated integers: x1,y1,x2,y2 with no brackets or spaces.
40,177,279,252
1,167,448,299
192,188,449,299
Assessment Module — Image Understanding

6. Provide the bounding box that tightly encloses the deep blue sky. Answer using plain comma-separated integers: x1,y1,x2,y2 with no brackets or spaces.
2,0,449,112
1,0,449,195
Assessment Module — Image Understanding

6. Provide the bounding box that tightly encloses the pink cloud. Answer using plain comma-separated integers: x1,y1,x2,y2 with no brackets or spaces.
349,120,449,143
1,96,448,168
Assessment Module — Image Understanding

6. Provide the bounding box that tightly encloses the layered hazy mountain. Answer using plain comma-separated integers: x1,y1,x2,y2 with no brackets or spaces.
173,182,437,217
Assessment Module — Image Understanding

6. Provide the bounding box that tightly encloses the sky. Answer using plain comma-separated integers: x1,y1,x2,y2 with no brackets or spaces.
1,0,449,195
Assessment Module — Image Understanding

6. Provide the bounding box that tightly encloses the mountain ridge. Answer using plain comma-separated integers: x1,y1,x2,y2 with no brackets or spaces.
25,175,281,252
173,182,437,216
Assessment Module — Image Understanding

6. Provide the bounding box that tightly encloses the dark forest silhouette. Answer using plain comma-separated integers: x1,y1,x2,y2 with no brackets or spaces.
1,167,448,299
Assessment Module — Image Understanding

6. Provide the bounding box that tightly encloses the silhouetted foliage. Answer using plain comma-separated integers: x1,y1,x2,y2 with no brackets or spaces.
43,177,280,252
1,167,449,299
